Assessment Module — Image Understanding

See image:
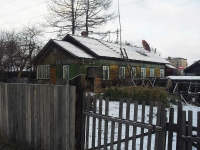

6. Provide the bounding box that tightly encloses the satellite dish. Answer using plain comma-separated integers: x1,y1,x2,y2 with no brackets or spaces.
142,40,150,52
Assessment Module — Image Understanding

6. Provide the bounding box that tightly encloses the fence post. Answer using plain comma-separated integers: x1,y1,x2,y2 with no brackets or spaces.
69,74,85,150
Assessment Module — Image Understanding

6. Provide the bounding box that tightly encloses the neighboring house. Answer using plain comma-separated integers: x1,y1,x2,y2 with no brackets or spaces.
166,57,187,76
184,60,200,76
33,34,173,92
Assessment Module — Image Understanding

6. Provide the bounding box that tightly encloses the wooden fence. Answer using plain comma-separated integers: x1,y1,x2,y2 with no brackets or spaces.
0,83,76,150
82,96,200,150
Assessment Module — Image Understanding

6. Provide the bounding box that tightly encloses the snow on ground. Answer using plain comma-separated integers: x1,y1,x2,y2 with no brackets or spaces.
87,100,199,150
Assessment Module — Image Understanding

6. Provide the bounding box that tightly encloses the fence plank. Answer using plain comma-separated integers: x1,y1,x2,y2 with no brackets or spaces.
85,95,91,150
140,101,145,150
159,104,166,150
182,111,186,150
38,85,42,149
49,85,54,150
98,97,103,150
176,103,183,150
147,101,153,150
110,120,115,150
92,95,97,149
187,111,193,150
81,93,86,150
167,108,174,150
132,101,138,150
117,99,123,150
69,86,76,150
125,99,131,150
103,97,109,150
154,103,161,150
197,112,200,150
62,86,70,150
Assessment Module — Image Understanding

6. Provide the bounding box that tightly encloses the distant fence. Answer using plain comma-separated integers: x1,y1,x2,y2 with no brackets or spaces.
82,96,200,150
0,83,76,150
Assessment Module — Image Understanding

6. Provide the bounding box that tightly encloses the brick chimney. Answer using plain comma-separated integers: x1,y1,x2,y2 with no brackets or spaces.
81,31,88,37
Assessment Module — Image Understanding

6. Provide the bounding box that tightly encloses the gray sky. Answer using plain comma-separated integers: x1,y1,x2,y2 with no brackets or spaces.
0,0,199,66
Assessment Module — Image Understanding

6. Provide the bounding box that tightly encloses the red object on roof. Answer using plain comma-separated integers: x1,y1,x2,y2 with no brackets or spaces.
142,40,151,52
178,66,184,69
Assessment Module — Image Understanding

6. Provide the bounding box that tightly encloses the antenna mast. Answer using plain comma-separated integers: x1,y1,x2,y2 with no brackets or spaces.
118,0,122,49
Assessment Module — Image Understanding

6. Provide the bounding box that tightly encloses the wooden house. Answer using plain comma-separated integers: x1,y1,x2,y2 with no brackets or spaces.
184,60,200,76
33,34,173,92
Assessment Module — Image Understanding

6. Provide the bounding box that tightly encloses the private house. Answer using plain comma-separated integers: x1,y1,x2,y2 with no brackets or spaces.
184,60,200,76
33,34,173,92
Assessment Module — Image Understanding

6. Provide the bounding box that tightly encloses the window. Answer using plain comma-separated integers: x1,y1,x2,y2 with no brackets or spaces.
63,65,69,79
160,69,164,77
141,67,146,78
150,68,155,77
37,65,50,79
119,66,125,79
103,66,109,80
131,67,136,78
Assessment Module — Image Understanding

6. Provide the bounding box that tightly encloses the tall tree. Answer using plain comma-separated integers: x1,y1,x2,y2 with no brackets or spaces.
46,0,116,37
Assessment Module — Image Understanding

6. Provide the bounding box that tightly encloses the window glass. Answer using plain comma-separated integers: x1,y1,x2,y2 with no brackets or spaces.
150,68,155,77
131,67,136,78
103,66,109,80
63,65,69,79
141,67,146,78
37,65,50,79
119,66,125,79
160,69,164,77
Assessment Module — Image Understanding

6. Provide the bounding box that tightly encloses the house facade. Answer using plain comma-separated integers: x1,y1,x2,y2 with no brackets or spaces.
184,60,200,76
33,34,172,92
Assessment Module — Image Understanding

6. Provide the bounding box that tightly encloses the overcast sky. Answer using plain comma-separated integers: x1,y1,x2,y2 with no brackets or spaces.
0,0,199,66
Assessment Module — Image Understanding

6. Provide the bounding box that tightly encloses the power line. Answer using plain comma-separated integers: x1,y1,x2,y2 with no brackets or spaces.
0,0,17,8
0,1,47,18
0,0,143,26
0,14,47,26
110,0,144,10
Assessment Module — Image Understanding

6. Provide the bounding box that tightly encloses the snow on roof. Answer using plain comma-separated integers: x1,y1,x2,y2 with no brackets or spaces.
53,40,94,59
70,35,169,64
165,64,176,69
166,76,200,80
70,35,120,58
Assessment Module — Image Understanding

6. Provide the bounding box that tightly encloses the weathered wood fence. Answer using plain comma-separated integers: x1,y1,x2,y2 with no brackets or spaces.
82,96,200,150
0,83,76,150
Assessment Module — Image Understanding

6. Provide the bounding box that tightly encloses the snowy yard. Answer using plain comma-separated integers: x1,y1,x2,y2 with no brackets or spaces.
86,99,199,150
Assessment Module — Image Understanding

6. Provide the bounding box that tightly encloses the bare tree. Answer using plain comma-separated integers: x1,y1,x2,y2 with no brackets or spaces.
45,0,116,37
0,25,43,83
46,0,84,36
83,0,116,34
15,25,43,82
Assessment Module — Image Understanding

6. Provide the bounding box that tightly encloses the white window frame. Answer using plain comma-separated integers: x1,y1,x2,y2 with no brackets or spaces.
37,65,50,79
131,67,137,78
141,67,146,78
160,69,165,77
102,66,109,80
63,65,69,79
150,68,155,77
119,66,126,79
